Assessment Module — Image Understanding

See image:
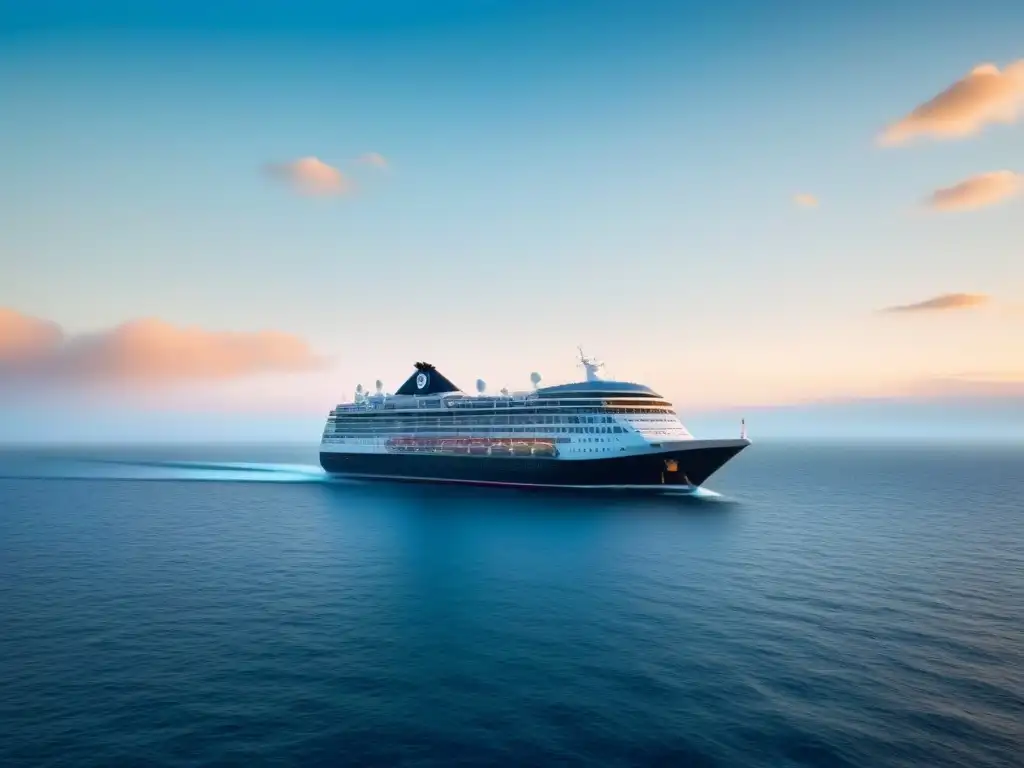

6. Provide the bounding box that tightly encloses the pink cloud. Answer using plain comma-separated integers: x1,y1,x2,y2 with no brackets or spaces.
926,170,1021,212
0,308,63,361
880,293,991,313
879,61,1024,145
903,372,1024,400
264,156,351,196
0,309,325,387
355,152,389,169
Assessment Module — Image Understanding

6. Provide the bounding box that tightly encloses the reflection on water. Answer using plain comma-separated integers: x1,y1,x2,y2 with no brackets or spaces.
0,449,726,504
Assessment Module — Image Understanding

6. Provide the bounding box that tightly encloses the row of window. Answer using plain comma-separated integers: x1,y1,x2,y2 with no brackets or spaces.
323,436,572,444
443,397,670,409
331,416,622,427
326,425,630,437
335,401,673,415
386,447,559,456
330,411,676,427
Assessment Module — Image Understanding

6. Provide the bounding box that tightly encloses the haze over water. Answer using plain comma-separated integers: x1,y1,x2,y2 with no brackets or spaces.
2,442,1022,767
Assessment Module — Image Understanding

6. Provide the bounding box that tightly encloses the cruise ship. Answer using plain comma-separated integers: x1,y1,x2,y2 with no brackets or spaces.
319,352,750,491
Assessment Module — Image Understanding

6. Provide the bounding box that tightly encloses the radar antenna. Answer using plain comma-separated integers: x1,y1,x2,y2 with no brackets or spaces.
577,346,605,382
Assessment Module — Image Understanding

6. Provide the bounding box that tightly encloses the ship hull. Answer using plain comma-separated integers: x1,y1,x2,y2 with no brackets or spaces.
319,440,748,490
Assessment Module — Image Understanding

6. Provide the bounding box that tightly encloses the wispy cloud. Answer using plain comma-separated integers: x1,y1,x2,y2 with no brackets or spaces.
880,293,991,313
906,371,1024,400
932,370,1024,385
264,156,351,196
355,152,389,169
879,61,1024,146
793,193,819,208
0,309,325,387
926,170,1021,212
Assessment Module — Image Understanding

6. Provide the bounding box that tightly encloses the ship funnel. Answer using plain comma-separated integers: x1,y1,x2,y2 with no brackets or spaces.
476,378,486,394
375,379,383,394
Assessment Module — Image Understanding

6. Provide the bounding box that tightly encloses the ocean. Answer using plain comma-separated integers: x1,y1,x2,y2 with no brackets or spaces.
1,443,1021,767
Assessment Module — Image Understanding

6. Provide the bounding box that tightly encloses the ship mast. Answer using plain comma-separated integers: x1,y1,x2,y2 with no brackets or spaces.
577,346,605,382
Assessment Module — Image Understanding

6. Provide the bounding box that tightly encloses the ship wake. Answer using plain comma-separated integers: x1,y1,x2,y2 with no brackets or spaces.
2,455,729,497
99,460,336,483
3,457,341,484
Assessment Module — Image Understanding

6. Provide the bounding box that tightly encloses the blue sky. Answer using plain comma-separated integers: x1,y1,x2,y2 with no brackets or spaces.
1,0,1022,440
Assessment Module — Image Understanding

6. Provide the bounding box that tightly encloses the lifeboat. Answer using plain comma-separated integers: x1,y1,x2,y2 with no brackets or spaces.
489,439,513,456
532,441,557,458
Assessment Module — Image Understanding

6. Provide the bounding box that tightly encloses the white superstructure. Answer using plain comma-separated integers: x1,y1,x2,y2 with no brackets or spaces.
319,351,720,461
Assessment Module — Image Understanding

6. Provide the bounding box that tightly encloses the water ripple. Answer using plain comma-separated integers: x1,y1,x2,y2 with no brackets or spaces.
1,444,1022,767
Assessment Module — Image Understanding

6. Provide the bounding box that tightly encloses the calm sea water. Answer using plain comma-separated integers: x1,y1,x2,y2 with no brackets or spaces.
1,443,1021,767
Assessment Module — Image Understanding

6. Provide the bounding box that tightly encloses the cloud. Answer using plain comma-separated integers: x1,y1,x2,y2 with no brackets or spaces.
355,152,389,169
880,293,991,313
926,170,1021,212
0,309,325,387
899,372,1024,402
879,61,1024,145
0,308,63,360
929,370,1024,385
264,156,351,196
793,193,819,208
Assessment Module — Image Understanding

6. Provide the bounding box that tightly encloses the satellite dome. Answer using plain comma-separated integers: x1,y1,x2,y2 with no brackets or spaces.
530,372,542,387
476,379,486,393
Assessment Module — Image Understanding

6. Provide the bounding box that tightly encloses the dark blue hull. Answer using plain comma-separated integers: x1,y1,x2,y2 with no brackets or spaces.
319,442,748,489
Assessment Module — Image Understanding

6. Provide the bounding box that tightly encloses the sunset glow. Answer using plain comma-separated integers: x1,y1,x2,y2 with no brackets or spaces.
2,1,1022,441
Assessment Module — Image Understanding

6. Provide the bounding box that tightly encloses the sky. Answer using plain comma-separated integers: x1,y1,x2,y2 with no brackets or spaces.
1,0,1022,441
